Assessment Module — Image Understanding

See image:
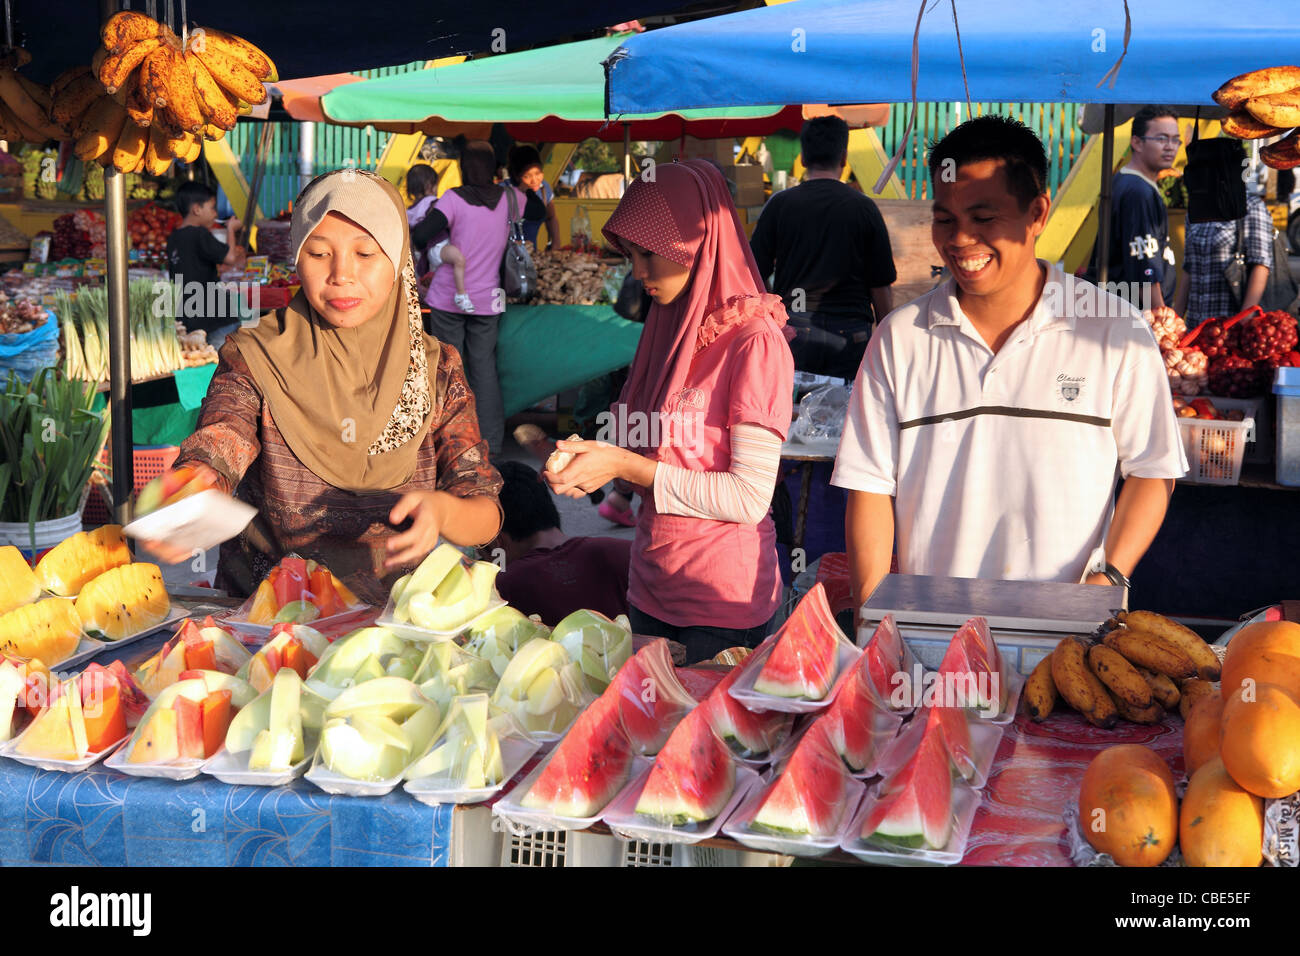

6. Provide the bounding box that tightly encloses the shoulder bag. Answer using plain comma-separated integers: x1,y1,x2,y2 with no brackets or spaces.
500,186,537,302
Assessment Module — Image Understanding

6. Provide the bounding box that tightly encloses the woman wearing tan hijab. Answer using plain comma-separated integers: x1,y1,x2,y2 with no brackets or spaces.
146,169,503,605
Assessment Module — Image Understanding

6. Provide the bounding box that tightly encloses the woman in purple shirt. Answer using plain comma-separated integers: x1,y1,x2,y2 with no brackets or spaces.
412,141,543,454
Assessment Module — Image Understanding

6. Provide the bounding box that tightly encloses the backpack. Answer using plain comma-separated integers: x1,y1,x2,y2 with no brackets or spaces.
1184,131,1246,225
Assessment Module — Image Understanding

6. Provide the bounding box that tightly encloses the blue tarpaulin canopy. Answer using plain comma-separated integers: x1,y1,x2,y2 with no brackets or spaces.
606,0,1294,114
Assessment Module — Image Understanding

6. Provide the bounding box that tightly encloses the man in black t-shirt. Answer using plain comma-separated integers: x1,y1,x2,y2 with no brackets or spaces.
751,116,897,380
166,181,246,348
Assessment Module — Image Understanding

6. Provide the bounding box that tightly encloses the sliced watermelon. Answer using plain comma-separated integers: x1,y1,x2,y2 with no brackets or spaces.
602,639,695,754
703,665,791,759
819,657,902,773
520,695,633,817
863,615,914,709
751,720,851,837
924,704,977,782
752,583,843,700
936,617,1003,714
635,706,736,824
860,723,954,850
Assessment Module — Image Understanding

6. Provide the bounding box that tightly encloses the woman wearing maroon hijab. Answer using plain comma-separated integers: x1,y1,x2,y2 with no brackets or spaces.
544,160,795,663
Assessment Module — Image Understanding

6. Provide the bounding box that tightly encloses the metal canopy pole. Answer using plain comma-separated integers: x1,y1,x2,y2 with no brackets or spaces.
622,122,631,183
101,0,133,524
1096,103,1116,287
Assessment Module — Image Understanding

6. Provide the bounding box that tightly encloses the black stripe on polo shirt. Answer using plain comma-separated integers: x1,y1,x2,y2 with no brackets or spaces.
897,405,1112,430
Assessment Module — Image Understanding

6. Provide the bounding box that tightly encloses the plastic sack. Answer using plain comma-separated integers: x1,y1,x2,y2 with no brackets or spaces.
700,663,795,763
304,625,421,700
728,582,863,713
489,635,594,742
722,719,865,857
603,637,698,755
603,705,761,845
402,694,539,803
0,309,58,384
789,381,851,444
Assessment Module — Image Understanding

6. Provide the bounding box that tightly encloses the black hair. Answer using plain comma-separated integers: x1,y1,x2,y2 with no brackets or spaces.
497,460,561,539
175,180,217,218
927,115,1048,211
1132,105,1178,140
508,144,543,182
800,116,850,171
405,163,438,199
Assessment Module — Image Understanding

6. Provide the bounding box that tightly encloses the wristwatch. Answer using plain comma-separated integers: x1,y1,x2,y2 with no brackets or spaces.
1099,563,1131,589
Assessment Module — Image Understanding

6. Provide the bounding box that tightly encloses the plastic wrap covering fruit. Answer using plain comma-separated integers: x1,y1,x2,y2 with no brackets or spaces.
463,606,551,679
135,615,252,698
748,719,856,838
700,664,795,762
234,553,362,628
224,667,328,774
383,543,503,636
120,670,255,766
550,608,634,694
314,677,441,783
403,693,533,793
303,625,421,701
600,637,697,755
489,636,592,740
234,623,329,695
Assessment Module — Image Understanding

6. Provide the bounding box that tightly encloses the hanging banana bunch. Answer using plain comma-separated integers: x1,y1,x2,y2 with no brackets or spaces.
47,9,273,175
0,47,68,144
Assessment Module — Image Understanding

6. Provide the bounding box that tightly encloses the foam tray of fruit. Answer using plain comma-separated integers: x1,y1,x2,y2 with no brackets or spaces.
872,711,1004,789
378,544,507,641
206,668,327,787
134,616,253,699
0,665,137,773
728,639,863,715
721,775,867,859
228,556,366,635
103,672,257,780
602,764,762,846
402,697,540,806
841,781,981,867
493,753,654,835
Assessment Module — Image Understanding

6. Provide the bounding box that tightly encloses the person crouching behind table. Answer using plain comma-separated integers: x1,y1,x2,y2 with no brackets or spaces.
143,169,503,604
166,180,247,349
485,461,631,627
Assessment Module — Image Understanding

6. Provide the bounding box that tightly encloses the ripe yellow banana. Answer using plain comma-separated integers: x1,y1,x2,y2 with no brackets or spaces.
200,123,227,142
98,36,161,95
50,65,90,101
100,10,164,56
1103,628,1197,681
191,43,267,105
1115,696,1164,725
144,125,172,175
181,134,202,164
189,26,277,81
74,95,128,161
111,121,149,174
1023,654,1057,721
91,47,107,80
158,49,204,134
1086,643,1153,710
1214,65,1300,110
1051,637,1118,728
0,98,43,144
1118,611,1220,680
1178,678,1218,721
51,73,103,130
185,51,238,131
1134,666,1180,710
1245,89,1300,129
124,71,154,128
0,69,65,141
142,45,174,110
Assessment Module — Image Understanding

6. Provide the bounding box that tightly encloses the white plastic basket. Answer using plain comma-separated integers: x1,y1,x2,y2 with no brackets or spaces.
1177,415,1254,486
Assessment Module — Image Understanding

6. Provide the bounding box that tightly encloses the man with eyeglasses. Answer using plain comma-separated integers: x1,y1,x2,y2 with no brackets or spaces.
1092,105,1180,310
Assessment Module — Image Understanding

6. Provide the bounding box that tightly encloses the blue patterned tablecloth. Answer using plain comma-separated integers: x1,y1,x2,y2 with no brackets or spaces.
0,760,455,867
0,611,457,867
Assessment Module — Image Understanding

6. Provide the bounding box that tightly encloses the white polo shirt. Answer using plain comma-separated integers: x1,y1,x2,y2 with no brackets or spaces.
830,261,1188,584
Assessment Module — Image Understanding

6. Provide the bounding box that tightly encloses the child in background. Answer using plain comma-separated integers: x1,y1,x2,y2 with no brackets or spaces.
166,181,246,348
405,163,474,313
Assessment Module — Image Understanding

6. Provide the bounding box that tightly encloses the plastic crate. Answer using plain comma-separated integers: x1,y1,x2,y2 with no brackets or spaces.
82,445,180,526
1194,394,1270,465
1177,416,1254,486
499,829,623,867
622,840,792,867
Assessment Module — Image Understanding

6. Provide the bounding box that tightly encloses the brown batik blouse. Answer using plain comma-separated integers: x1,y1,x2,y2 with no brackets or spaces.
176,340,503,606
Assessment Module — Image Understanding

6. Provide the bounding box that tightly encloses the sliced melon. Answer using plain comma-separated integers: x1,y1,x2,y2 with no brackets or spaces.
75,563,170,641
34,525,131,597
0,546,41,614
0,597,82,666
15,692,77,760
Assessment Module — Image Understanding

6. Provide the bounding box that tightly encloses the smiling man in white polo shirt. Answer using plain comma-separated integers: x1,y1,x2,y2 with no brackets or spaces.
832,116,1187,610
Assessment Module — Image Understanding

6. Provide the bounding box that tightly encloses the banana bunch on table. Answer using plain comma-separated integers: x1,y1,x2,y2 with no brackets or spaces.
1025,611,1222,728
51,9,276,174
1214,66,1300,170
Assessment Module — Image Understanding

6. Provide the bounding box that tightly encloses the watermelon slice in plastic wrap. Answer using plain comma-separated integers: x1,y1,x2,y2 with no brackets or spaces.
703,664,793,759
753,583,844,700
860,719,954,850
751,720,852,837
935,617,1004,715
603,639,697,755
818,652,904,774
634,705,736,824
924,704,977,782
519,695,633,818
862,615,917,711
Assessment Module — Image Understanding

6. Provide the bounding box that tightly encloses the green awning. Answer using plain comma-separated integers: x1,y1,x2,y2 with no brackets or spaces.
320,34,799,140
